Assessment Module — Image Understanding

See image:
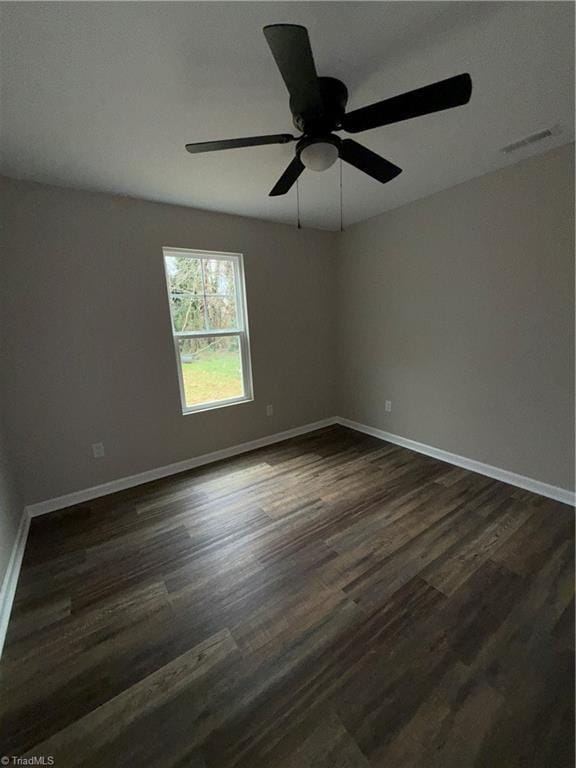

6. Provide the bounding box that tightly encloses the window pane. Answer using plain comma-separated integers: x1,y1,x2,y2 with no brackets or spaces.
170,295,206,332
177,335,244,408
165,255,203,294
206,296,238,330
166,255,240,333
203,258,236,296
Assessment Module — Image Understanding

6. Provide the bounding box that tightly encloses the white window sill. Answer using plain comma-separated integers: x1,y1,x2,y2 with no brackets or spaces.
181,395,254,416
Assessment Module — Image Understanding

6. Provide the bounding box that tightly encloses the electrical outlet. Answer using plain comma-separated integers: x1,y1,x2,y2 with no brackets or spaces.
385,400,392,413
266,404,274,417
92,442,105,458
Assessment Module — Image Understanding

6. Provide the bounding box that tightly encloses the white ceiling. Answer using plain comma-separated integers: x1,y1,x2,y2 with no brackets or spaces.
1,2,574,230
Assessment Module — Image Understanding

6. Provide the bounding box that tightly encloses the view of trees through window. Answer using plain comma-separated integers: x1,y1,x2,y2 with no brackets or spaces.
167,257,238,332
164,252,250,410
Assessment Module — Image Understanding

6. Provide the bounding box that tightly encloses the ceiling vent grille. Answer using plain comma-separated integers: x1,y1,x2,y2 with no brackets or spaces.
500,126,561,154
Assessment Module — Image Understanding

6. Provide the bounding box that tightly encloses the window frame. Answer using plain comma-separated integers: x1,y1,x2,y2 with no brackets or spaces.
162,247,254,415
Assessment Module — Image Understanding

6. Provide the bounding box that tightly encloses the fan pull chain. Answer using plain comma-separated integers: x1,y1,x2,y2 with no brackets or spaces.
296,178,302,230
339,158,344,232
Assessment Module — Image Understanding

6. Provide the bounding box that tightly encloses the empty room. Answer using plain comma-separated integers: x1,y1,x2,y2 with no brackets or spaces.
0,2,574,766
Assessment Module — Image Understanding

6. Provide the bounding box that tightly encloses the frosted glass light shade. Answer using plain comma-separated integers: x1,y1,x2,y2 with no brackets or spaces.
300,141,339,171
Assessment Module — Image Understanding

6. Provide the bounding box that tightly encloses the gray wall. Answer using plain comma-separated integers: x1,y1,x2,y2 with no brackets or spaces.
1,210,24,589
336,143,575,491
0,416,22,591
0,177,337,504
1,143,573,508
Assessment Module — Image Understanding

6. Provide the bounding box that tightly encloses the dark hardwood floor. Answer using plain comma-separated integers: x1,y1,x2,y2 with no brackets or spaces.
1,425,574,767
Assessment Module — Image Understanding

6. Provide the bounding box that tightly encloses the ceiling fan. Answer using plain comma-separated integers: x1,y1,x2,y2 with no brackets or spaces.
185,24,472,196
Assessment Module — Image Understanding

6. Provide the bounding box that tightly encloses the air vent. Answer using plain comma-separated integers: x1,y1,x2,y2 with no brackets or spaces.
500,126,561,154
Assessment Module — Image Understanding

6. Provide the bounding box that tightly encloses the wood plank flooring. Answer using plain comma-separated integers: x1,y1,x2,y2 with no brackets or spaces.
1,425,574,766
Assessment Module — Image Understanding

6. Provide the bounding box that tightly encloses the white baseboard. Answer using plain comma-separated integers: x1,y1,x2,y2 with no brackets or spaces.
0,508,30,658
26,417,339,518
336,417,575,507
24,413,574,520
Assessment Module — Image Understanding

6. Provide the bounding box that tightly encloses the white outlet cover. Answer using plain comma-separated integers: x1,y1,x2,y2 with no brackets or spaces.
385,401,392,412
92,442,105,458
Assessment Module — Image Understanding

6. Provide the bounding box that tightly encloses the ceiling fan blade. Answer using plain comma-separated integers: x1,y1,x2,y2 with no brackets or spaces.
342,73,472,133
269,156,305,196
340,139,402,184
263,24,323,118
186,133,295,154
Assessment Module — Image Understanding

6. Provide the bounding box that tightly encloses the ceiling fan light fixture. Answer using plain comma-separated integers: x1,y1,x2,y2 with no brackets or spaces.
299,141,339,171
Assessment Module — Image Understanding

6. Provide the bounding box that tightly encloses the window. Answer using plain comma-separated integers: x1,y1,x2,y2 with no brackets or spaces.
162,248,253,414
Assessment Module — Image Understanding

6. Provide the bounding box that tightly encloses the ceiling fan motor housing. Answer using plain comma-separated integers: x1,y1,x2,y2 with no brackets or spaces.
292,76,349,134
